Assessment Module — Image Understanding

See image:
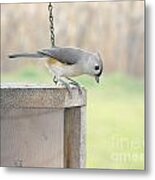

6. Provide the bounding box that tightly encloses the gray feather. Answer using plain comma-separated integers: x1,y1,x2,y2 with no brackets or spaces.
9,53,45,59
38,47,91,65
9,47,92,65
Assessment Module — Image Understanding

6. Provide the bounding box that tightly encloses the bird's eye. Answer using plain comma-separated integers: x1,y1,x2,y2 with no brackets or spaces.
95,65,100,70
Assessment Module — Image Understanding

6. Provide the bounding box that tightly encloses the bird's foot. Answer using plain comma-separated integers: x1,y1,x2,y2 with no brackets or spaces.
58,79,73,98
53,76,58,85
67,77,83,95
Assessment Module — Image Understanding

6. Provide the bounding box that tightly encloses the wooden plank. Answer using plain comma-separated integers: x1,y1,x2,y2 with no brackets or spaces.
1,108,64,168
64,106,86,168
1,84,86,108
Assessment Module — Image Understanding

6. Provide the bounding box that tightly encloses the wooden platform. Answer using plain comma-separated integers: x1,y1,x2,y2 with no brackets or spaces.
0,85,86,168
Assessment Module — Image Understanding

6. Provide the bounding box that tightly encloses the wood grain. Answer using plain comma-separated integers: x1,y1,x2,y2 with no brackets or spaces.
1,108,64,168
1,84,86,108
64,106,86,168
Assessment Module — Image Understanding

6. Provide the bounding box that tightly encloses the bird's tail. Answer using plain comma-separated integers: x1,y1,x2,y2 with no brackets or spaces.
8,52,46,59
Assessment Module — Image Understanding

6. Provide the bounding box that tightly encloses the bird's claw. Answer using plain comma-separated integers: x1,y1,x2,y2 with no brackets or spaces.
67,77,83,95
58,79,73,98
69,82,83,95
53,76,58,85
53,77,82,98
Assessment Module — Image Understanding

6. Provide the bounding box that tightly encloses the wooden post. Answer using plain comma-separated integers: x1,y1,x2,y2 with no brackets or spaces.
64,107,86,168
0,84,86,168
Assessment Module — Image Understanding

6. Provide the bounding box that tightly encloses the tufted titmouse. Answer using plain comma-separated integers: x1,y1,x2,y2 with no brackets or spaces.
9,47,103,92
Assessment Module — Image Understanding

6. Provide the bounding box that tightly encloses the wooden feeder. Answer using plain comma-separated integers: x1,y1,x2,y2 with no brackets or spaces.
0,85,86,168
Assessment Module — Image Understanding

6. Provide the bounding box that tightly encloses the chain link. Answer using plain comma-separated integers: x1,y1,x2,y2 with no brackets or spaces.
48,2,55,47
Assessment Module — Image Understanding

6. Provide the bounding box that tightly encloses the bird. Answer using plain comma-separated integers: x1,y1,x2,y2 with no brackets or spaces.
9,47,103,95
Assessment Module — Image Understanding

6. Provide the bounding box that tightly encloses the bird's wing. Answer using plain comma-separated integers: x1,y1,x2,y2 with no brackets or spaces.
38,47,85,65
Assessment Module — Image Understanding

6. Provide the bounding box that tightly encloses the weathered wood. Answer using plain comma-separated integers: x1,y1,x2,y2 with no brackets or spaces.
0,84,86,168
1,108,64,168
64,107,86,168
1,84,86,108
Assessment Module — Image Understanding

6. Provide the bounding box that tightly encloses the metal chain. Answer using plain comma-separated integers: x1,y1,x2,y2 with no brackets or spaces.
48,2,55,47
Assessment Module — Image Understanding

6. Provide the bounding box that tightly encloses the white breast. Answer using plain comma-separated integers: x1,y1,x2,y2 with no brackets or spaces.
49,64,84,78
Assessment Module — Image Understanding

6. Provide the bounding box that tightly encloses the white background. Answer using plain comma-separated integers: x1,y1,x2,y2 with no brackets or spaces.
0,0,154,179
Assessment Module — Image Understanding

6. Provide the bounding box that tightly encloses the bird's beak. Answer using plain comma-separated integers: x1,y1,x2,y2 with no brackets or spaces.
95,76,99,83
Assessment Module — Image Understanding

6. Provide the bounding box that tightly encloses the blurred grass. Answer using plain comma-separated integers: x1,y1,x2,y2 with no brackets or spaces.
1,65,144,169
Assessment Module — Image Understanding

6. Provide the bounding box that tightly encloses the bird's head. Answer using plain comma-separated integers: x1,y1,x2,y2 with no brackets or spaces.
87,52,103,83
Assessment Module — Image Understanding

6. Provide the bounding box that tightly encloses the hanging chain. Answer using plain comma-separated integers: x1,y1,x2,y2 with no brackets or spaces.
48,2,55,47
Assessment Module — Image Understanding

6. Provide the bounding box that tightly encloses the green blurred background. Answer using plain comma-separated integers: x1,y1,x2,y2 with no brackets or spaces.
1,1,144,169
